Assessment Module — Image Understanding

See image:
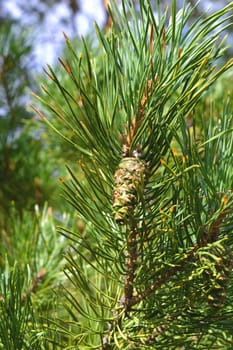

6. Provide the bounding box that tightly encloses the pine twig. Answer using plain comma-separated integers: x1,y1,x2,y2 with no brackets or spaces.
125,206,231,309
122,225,138,314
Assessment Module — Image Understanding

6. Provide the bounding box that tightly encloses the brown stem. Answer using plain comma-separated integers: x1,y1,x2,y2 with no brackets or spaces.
123,225,138,314
126,245,198,308
126,208,230,308
198,206,230,247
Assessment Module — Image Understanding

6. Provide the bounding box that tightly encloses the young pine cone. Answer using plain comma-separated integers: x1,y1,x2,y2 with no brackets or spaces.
112,157,147,225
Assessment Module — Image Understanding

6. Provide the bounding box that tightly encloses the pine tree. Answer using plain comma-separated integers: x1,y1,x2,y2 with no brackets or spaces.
34,0,233,348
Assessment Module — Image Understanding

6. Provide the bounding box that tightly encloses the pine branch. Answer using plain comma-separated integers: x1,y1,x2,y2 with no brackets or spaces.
33,0,233,347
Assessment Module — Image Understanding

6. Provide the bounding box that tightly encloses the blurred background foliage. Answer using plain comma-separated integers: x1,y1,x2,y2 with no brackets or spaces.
0,0,233,348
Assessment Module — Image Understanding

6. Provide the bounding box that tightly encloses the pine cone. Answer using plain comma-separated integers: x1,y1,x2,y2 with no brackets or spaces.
113,157,147,224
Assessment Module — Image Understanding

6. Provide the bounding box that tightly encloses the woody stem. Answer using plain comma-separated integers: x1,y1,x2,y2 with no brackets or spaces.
123,223,138,314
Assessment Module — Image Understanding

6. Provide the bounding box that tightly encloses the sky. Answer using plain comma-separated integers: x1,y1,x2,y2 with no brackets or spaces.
1,0,106,70
1,0,230,71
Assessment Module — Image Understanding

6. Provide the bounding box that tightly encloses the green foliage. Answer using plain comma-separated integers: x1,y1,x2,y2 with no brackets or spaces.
0,203,66,273
0,18,79,350
0,204,72,349
0,22,33,220
0,261,41,350
0,21,70,229
34,0,233,348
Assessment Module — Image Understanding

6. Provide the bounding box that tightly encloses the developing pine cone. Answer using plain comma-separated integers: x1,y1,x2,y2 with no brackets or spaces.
113,157,147,224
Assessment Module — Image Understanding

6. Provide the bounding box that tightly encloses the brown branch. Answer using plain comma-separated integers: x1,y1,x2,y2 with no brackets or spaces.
201,207,230,245
125,207,231,309
123,226,138,314
125,244,198,308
